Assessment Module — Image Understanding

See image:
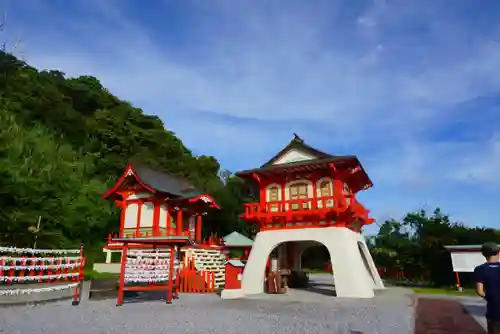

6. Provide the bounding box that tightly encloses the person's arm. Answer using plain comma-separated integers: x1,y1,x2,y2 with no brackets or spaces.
474,267,486,299
476,282,486,298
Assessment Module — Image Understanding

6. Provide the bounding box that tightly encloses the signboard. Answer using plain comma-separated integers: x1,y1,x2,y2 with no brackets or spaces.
270,258,278,273
450,252,485,272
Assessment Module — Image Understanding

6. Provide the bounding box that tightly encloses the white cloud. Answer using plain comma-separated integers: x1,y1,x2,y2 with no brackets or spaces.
6,0,500,192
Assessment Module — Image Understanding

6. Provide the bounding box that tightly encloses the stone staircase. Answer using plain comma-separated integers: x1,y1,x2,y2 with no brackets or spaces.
183,247,226,289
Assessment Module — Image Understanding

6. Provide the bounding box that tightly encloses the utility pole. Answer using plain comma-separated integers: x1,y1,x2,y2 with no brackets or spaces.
33,216,41,249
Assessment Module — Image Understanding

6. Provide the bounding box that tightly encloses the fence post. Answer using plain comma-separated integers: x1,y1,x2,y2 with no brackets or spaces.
72,246,85,306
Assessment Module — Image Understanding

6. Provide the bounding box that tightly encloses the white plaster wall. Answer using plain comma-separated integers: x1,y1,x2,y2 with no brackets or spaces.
159,204,168,230
140,202,154,228
273,149,317,165
221,227,384,299
124,203,138,229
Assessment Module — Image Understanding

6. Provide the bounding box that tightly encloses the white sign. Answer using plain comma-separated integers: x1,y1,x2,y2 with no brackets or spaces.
271,258,278,273
450,252,485,272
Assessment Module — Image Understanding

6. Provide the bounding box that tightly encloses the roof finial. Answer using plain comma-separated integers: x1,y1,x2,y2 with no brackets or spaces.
293,133,304,143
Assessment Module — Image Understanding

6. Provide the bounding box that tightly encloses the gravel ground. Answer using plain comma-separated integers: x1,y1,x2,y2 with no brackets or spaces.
0,275,415,334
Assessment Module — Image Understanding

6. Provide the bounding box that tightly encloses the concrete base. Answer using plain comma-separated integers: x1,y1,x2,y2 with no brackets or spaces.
221,227,384,299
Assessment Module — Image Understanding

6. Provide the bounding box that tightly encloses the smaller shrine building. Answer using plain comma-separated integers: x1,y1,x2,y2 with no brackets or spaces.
95,164,222,272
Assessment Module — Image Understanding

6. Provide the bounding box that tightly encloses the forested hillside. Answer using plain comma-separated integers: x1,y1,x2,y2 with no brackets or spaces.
0,52,247,261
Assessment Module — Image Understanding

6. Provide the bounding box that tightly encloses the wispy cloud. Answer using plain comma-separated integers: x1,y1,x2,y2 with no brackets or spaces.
5,0,500,229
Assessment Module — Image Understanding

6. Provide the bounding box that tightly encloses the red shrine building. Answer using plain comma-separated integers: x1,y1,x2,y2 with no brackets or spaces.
103,164,219,240
94,164,226,280
221,134,385,299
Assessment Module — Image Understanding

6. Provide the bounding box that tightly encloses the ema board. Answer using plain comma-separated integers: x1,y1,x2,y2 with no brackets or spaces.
450,252,486,272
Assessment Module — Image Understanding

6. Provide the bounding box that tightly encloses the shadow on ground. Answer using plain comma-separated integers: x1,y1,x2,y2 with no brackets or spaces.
463,303,485,317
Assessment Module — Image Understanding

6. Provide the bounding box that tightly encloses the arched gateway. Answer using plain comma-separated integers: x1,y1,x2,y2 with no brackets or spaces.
221,134,384,299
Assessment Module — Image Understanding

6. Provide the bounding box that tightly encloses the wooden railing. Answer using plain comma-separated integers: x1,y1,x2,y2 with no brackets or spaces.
242,195,352,219
105,232,224,247
176,257,216,293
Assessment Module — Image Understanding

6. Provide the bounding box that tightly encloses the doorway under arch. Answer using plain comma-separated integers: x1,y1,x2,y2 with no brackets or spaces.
221,227,384,299
266,240,336,296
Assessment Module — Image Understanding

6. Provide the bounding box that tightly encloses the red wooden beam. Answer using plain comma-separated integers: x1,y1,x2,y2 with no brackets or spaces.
102,164,157,200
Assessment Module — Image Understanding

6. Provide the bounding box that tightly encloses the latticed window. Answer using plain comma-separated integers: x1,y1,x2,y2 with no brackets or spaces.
268,186,280,212
319,180,331,197
289,183,308,199
289,183,309,210
269,187,279,201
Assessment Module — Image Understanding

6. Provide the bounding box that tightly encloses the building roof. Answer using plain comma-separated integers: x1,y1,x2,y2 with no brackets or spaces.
102,163,203,200
261,133,332,167
444,245,500,251
237,155,359,176
235,134,373,193
223,231,254,247
226,259,245,267
133,164,201,198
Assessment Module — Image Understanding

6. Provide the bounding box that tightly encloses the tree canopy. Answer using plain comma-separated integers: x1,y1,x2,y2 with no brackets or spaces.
368,208,500,286
0,51,248,261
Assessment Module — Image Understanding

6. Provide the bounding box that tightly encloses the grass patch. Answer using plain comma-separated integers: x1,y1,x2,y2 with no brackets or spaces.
412,287,478,297
84,269,119,281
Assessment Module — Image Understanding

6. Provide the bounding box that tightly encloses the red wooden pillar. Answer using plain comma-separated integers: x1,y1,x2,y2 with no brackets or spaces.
280,180,286,213
152,201,161,236
166,246,175,304
166,211,171,236
116,243,128,307
176,210,183,236
196,215,202,243
118,201,126,237
332,179,345,209
311,174,318,211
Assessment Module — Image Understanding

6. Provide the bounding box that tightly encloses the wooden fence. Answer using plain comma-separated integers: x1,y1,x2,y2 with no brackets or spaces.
176,257,216,293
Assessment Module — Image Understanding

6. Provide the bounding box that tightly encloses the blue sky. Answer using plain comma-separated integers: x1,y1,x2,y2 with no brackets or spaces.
5,0,500,234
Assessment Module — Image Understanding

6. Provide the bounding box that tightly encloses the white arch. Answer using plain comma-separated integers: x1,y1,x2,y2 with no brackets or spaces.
357,241,380,284
221,227,385,299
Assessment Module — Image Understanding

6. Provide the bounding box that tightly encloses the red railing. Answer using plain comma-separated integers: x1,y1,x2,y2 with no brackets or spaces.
105,232,224,247
242,195,354,219
176,257,216,293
